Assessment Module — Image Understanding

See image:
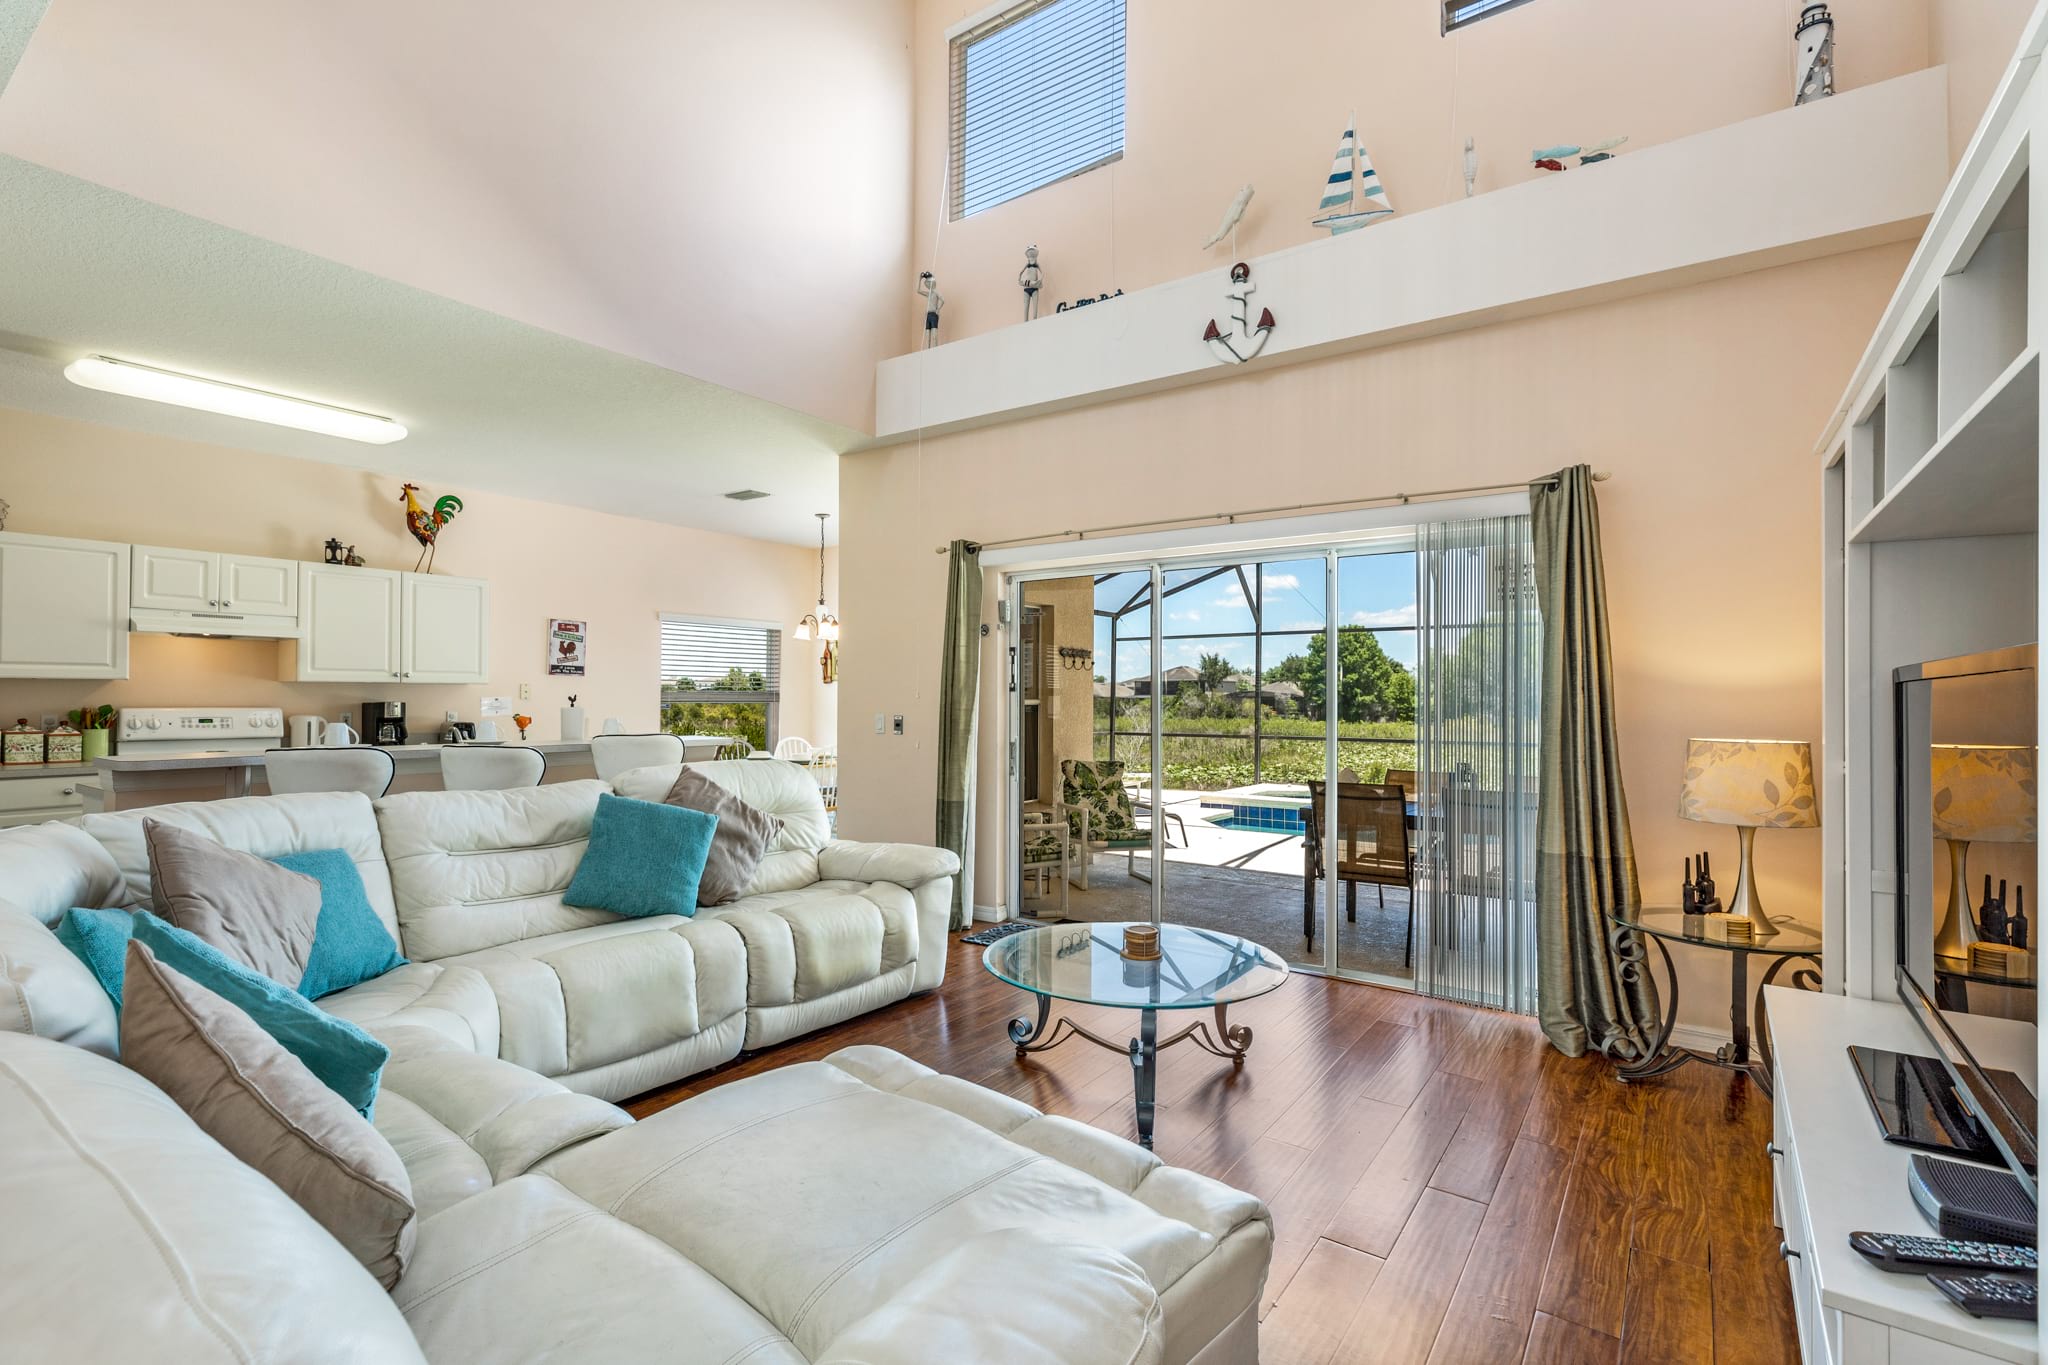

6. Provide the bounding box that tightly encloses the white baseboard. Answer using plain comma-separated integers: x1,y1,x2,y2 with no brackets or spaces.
971,904,1010,923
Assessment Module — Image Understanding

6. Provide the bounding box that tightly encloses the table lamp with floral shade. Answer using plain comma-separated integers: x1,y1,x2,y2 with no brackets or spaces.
1678,739,1820,939
1928,744,2037,959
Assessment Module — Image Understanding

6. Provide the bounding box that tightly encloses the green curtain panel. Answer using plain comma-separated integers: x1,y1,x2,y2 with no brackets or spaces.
935,540,982,932
1530,467,1656,1060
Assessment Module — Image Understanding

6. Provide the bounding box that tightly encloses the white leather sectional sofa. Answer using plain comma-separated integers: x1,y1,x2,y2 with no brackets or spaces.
0,757,1274,1364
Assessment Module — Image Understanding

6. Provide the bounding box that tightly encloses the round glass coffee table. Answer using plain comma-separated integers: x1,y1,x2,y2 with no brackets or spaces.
982,922,1289,1149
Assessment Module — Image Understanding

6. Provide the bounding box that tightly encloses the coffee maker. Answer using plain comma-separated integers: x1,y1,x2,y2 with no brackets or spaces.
361,700,408,746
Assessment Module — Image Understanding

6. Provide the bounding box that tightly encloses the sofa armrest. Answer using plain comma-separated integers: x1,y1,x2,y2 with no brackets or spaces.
816,840,960,890
817,1228,1161,1365
379,1048,631,1184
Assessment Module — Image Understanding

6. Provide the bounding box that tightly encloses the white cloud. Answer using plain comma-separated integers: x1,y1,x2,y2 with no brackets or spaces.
1212,572,1302,610
1351,604,1418,628
1169,609,1202,623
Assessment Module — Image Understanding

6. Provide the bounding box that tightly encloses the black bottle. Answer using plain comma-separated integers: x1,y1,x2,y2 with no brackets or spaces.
2012,886,2029,951
1682,857,1699,915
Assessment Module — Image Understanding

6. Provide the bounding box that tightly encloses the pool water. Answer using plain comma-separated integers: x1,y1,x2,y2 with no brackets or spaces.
1208,807,1307,834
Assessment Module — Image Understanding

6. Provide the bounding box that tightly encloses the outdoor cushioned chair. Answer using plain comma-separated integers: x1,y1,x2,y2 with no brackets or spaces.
1302,780,1413,962
1056,759,1158,890
1018,810,1076,916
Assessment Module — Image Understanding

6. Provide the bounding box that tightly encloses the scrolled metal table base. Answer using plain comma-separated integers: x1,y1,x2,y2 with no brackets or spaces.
1605,920,1821,1098
1009,997,1253,1149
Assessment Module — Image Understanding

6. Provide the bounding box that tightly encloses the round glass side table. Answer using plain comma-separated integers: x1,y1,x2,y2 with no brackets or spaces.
982,922,1289,1149
1605,906,1823,1095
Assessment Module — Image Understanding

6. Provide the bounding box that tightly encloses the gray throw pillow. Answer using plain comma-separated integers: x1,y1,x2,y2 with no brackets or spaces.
663,767,783,905
119,939,416,1288
144,818,321,988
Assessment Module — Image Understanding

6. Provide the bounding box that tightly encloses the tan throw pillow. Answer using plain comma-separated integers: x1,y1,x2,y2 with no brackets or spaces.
119,939,416,1288
144,817,321,988
663,767,784,905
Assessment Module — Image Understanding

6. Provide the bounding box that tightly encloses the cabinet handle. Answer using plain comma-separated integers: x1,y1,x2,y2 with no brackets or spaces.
1764,1143,1783,1159
221,600,231,608
1778,1242,1800,1261
60,786,75,796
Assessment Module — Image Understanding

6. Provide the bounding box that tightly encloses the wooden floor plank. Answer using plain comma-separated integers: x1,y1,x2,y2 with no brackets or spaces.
1524,1311,1622,1365
624,934,1795,1365
1427,1139,1574,1365
1619,1249,1714,1365
1332,1187,1488,1365
1257,1238,1384,1365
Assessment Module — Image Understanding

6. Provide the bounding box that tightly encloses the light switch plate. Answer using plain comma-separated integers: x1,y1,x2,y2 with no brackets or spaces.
479,696,512,716
517,683,532,702
874,713,885,734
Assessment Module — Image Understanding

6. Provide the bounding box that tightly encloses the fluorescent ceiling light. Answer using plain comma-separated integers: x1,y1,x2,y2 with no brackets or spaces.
63,355,407,444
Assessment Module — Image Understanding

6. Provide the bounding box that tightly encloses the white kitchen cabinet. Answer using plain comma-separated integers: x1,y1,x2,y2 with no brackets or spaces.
134,546,297,616
0,773,88,827
285,563,403,682
0,532,130,679
401,573,490,684
284,564,487,684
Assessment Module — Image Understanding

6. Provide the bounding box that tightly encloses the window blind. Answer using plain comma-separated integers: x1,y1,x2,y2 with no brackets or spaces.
1443,0,1540,33
949,0,1125,220
659,617,780,701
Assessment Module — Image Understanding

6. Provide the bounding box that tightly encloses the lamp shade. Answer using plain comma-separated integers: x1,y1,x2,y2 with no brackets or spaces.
1930,744,2036,843
1678,739,1819,829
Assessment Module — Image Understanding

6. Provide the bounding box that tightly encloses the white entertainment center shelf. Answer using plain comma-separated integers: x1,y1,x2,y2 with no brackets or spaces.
1852,347,2040,544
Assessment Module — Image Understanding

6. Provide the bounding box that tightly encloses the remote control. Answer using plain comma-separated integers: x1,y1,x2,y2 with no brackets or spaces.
1850,1231,2038,1275
1929,1273,2038,1321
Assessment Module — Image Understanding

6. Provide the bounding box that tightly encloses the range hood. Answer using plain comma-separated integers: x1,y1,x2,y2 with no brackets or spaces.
130,608,301,640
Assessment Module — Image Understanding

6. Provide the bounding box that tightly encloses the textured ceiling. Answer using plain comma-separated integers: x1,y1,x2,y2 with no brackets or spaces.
0,155,856,544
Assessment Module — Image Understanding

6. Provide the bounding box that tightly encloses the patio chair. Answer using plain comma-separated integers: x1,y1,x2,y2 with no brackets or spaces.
1055,758,1159,890
1122,770,1188,848
1018,809,1076,917
1302,780,1413,963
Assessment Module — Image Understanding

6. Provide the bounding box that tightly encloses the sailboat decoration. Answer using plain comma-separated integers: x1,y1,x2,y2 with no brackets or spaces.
1312,115,1394,234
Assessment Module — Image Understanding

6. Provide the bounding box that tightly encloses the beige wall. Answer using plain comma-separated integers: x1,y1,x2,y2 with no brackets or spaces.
839,241,1914,1030
0,407,838,747
909,0,1956,347
1930,0,2035,163
1022,574,1096,802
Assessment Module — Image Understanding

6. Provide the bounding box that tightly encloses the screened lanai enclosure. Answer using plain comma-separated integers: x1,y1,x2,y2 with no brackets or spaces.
1010,521,1540,1008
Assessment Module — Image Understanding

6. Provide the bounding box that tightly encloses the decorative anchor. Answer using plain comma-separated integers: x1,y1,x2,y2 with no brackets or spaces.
1201,262,1275,364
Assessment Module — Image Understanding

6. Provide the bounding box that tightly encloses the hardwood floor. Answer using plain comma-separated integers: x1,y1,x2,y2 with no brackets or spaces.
626,935,1799,1365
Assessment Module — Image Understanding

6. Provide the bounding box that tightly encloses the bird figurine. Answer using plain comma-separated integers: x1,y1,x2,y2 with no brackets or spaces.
1202,183,1255,251
399,483,463,572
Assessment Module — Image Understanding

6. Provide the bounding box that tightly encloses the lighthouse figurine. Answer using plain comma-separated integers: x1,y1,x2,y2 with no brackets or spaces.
1794,3,1834,106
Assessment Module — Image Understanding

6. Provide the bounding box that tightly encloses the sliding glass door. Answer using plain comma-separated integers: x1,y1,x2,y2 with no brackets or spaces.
1007,520,1538,1006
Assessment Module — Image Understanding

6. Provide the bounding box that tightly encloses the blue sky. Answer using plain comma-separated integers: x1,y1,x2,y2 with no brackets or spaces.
1091,551,1418,679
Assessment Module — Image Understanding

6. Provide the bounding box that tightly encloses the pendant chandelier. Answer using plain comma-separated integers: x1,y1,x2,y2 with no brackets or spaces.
793,512,839,683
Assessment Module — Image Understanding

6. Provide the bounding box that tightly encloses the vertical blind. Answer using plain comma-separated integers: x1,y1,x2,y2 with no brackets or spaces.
658,617,780,702
1442,0,1540,33
1411,516,1542,1013
950,0,1126,219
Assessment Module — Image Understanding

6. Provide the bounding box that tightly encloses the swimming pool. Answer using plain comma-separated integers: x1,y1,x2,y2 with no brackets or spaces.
1206,806,1307,834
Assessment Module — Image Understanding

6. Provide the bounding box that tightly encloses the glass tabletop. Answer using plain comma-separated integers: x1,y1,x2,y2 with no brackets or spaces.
982,922,1289,1010
1608,906,1823,956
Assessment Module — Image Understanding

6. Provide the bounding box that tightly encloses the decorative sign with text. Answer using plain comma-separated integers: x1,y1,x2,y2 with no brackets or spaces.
548,618,587,676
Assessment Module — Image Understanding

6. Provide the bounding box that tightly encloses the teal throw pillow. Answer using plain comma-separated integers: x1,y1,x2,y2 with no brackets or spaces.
130,912,388,1118
563,792,718,920
54,908,136,1011
271,849,406,1000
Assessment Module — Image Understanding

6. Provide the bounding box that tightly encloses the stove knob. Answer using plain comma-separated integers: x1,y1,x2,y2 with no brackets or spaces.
125,715,140,730
146,717,161,730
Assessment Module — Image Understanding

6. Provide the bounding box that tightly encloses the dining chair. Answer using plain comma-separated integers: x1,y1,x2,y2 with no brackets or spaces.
263,747,397,799
773,736,815,761
589,733,685,781
1303,780,1413,962
439,745,546,791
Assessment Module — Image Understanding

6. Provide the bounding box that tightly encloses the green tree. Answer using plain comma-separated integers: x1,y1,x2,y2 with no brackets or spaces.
1195,651,1234,694
1265,628,1415,723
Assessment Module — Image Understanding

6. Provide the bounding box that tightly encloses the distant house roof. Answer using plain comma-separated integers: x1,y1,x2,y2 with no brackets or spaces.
1093,680,1135,698
1263,680,1304,698
1160,665,1201,682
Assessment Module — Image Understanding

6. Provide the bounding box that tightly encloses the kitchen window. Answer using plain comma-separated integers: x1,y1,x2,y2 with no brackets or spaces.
658,616,780,752
949,0,1126,219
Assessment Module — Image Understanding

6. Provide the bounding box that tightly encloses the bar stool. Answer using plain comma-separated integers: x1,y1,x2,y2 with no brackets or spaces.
589,733,685,782
263,747,397,799
439,745,547,791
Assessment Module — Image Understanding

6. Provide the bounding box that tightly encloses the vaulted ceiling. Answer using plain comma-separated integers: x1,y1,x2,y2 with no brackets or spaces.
0,0,916,542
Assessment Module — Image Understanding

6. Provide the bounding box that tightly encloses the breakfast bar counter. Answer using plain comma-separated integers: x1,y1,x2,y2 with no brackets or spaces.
86,742,604,811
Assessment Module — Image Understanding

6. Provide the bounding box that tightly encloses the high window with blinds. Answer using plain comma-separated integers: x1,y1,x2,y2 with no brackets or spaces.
1442,0,1540,33
658,616,780,751
949,0,1125,219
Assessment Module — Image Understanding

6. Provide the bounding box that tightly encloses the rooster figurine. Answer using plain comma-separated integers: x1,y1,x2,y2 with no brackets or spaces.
399,483,463,572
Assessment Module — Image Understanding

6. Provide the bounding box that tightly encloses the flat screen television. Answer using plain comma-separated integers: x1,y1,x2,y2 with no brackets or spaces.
1889,644,2038,1199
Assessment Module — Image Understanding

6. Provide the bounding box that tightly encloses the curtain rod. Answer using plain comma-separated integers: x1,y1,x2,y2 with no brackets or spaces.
932,470,1612,555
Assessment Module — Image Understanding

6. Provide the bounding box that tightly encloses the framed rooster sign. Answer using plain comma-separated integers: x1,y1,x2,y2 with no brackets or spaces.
547,618,588,676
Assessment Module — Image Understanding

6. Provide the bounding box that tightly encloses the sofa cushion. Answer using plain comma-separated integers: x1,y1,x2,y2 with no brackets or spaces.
611,758,831,856
82,792,401,941
376,781,611,961
662,766,782,905
273,848,408,1000
134,913,389,1118
145,818,322,986
563,792,717,919
438,916,748,1084
0,906,119,1053
0,1030,427,1364
120,939,417,1289
53,906,133,1009
320,960,501,1057
0,820,127,927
